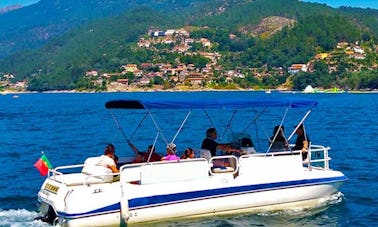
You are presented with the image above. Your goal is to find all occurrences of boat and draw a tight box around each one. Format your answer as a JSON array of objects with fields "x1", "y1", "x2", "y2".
[
  {"x1": 303, "y1": 85, "x2": 315, "y2": 93},
  {"x1": 36, "y1": 97, "x2": 347, "y2": 226}
]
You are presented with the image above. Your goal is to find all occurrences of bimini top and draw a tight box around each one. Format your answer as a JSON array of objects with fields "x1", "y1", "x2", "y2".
[{"x1": 105, "y1": 97, "x2": 318, "y2": 110}]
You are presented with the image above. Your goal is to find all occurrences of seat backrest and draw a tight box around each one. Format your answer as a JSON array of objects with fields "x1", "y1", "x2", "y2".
[
  {"x1": 83, "y1": 156, "x2": 101, "y2": 165},
  {"x1": 81, "y1": 157, "x2": 113, "y2": 182},
  {"x1": 199, "y1": 149, "x2": 212, "y2": 161},
  {"x1": 269, "y1": 141, "x2": 287, "y2": 152},
  {"x1": 140, "y1": 159, "x2": 209, "y2": 184},
  {"x1": 228, "y1": 132, "x2": 253, "y2": 148}
]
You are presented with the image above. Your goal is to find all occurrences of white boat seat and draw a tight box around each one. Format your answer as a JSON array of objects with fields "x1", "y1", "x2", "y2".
[
  {"x1": 212, "y1": 166, "x2": 235, "y2": 173},
  {"x1": 269, "y1": 141, "x2": 287, "y2": 152},
  {"x1": 83, "y1": 156, "x2": 102, "y2": 165},
  {"x1": 240, "y1": 146, "x2": 257, "y2": 155},
  {"x1": 52, "y1": 173, "x2": 113, "y2": 186},
  {"x1": 81, "y1": 157, "x2": 114, "y2": 183},
  {"x1": 140, "y1": 159, "x2": 209, "y2": 185},
  {"x1": 199, "y1": 149, "x2": 212, "y2": 161},
  {"x1": 228, "y1": 132, "x2": 254, "y2": 148}
]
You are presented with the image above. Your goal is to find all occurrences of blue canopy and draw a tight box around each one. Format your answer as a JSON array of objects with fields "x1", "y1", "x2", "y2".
[{"x1": 105, "y1": 97, "x2": 317, "y2": 109}]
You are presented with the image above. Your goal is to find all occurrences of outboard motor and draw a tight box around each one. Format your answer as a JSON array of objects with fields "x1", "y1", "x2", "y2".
[{"x1": 35, "y1": 205, "x2": 57, "y2": 225}]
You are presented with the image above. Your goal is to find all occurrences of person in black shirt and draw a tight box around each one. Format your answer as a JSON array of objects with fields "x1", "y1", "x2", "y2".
[
  {"x1": 201, "y1": 128, "x2": 239, "y2": 157},
  {"x1": 269, "y1": 125, "x2": 289, "y2": 152},
  {"x1": 293, "y1": 124, "x2": 310, "y2": 160}
]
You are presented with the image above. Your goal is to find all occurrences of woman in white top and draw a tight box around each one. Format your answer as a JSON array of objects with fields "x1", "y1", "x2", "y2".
[{"x1": 97, "y1": 144, "x2": 119, "y2": 173}]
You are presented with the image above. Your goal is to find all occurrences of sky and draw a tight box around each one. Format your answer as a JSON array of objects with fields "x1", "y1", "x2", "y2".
[
  {"x1": 303, "y1": 0, "x2": 378, "y2": 9},
  {"x1": 0, "y1": 0, "x2": 377, "y2": 9}
]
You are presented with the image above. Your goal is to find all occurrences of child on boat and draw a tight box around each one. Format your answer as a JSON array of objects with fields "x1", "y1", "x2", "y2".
[
  {"x1": 181, "y1": 147, "x2": 195, "y2": 159},
  {"x1": 162, "y1": 143, "x2": 180, "y2": 161}
]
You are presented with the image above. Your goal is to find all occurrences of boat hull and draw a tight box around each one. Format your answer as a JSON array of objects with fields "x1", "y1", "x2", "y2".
[
  {"x1": 125, "y1": 178, "x2": 344, "y2": 223},
  {"x1": 39, "y1": 173, "x2": 345, "y2": 226}
]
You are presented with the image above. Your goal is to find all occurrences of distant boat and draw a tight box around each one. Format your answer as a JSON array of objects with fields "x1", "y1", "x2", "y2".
[
  {"x1": 303, "y1": 85, "x2": 315, "y2": 93},
  {"x1": 12, "y1": 95, "x2": 19, "y2": 99},
  {"x1": 265, "y1": 89, "x2": 271, "y2": 94}
]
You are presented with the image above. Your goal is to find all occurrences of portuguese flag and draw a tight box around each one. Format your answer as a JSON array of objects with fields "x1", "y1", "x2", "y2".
[{"x1": 34, "y1": 154, "x2": 53, "y2": 176}]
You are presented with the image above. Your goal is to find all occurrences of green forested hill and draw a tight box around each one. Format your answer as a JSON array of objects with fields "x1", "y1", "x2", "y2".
[
  {"x1": 0, "y1": 0, "x2": 377, "y2": 91},
  {"x1": 1, "y1": 8, "x2": 181, "y2": 90},
  {"x1": 0, "y1": 0, "x2": 215, "y2": 58},
  {"x1": 192, "y1": 0, "x2": 376, "y2": 67}
]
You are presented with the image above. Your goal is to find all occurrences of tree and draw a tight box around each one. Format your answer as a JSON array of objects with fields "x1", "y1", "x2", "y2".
[
  {"x1": 153, "y1": 76, "x2": 164, "y2": 85},
  {"x1": 180, "y1": 55, "x2": 209, "y2": 69}
]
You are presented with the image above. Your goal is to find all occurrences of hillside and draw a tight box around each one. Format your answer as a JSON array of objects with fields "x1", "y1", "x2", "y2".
[
  {"x1": 0, "y1": 0, "x2": 377, "y2": 91},
  {"x1": 0, "y1": 0, "x2": 217, "y2": 58}
]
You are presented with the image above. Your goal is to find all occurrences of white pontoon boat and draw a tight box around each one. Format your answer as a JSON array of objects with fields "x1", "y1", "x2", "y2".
[{"x1": 37, "y1": 97, "x2": 347, "y2": 226}]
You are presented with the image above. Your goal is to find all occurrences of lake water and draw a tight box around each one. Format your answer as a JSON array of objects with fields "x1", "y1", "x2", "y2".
[{"x1": 0, "y1": 91, "x2": 377, "y2": 226}]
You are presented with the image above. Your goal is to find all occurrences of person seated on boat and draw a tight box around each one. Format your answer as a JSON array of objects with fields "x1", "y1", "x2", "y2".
[
  {"x1": 161, "y1": 143, "x2": 180, "y2": 161},
  {"x1": 131, "y1": 152, "x2": 145, "y2": 164},
  {"x1": 181, "y1": 147, "x2": 195, "y2": 159},
  {"x1": 97, "y1": 144, "x2": 119, "y2": 173},
  {"x1": 143, "y1": 145, "x2": 162, "y2": 162},
  {"x1": 128, "y1": 142, "x2": 162, "y2": 162},
  {"x1": 293, "y1": 124, "x2": 310, "y2": 160},
  {"x1": 201, "y1": 128, "x2": 240, "y2": 157},
  {"x1": 268, "y1": 125, "x2": 289, "y2": 152}
]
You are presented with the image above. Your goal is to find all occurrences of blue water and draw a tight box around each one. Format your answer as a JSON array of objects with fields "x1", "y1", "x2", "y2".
[{"x1": 0, "y1": 91, "x2": 377, "y2": 226}]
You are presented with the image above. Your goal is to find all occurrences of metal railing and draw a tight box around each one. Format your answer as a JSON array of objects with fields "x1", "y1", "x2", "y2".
[
  {"x1": 238, "y1": 144, "x2": 331, "y2": 170},
  {"x1": 48, "y1": 164, "x2": 84, "y2": 177},
  {"x1": 47, "y1": 163, "x2": 120, "y2": 185},
  {"x1": 307, "y1": 145, "x2": 331, "y2": 170}
]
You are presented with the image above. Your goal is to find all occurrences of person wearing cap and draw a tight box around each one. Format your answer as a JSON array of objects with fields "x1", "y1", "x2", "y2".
[
  {"x1": 161, "y1": 143, "x2": 180, "y2": 161},
  {"x1": 293, "y1": 124, "x2": 310, "y2": 160},
  {"x1": 201, "y1": 127, "x2": 240, "y2": 157}
]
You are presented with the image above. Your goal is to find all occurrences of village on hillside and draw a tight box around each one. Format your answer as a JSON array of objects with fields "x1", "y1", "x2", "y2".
[{"x1": 0, "y1": 27, "x2": 373, "y2": 92}]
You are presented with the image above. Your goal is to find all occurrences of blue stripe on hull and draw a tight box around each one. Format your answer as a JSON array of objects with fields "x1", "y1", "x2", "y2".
[
  {"x1": 58, "y1": 176, "x2": 347, "y2": 219},
  {"x1": 128, "y1": 176, "x2": 347, "y2": 209},
  {"x1": 57, "y1": 203, "x2": 120, "y2": 219}
]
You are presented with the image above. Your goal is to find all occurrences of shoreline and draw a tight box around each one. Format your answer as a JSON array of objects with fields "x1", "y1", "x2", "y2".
[{"x1": 1, "y1": 88, "x2": 377, "y2": 95}]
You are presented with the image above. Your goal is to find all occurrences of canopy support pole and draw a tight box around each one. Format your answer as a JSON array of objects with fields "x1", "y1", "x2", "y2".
[
  {"x1": 242, "y1": 107, "x2": 267, "y2": 149},
  {"x1": 287, "y1": 109, "x2": 312, "y2": 142},
  {"x1": 147, "y1": 109, "x2": 169, "y2": 145},
  {"x1": 203, "y1": 109, "x2": 216, "y2": 129},
  {"x1": 146, "y1": 132, "x2": 160, "y2": 163},
  {"x1": 241, "y1": 107, "x2": 267, "y2": 133},
  {"x1": 220, "y1": 109, "x2": 237, "y2": 141},
  {"x1": 265, "y1": 107, "x2": 289, "y2": 154},
  {"x1": 171, "y1": 110, "x2": 192, "y2": 143},
  {"x1": 128, "y1": 112, "x2": 149, "y2": 141},
  {"x1": 109, "y1": 110, "x2": 136, "y2": 154}
]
